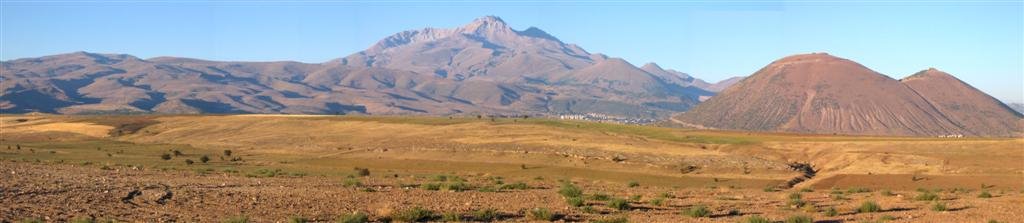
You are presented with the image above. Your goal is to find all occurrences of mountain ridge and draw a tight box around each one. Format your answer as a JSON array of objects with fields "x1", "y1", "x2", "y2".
[{"x1": 1, "y1": 16, "x2": 719, "y2": 119}]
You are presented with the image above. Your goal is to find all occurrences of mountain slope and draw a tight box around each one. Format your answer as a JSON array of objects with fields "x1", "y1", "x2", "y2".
[
  {"x1": 900, "y1": 68, "x2": 1023, "y2": 136},
  {"x1": 1, "y1": 16, "x2": 712, "y2": 118},
  {"x1": 676, "y1": 53, "x2": 1019, "y2": 137}
]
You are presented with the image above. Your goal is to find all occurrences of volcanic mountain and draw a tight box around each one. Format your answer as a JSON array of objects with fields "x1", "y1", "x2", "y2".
[
  {"x1": 676, "y1": 53, "x2": 1022, "y2": 137},
  {"x1": 1, "y1": 16, "x2": 715, "y2": 118}
]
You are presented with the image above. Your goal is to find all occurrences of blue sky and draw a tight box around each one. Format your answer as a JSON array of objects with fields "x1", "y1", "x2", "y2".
[{"x1": 2, "y1": 1, "x2": 1022, "y2": 102}]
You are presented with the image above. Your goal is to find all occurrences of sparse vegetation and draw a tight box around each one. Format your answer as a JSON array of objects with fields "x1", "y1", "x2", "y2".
[
  {"x1": 627, "y1": 180, "x2": 639, "y2": 188},
  {"x1": 222, "y1": 215, "x2": 249, "y2": 223},
  {"x1": 559, "y1": 182, "x2": 583, "y2": 198},
  {"x1": 185, "y1": 159, "x2": 194, "y2": 165},
  {"x1": 499, "y1": 182, "x2": 528, "y2": 190},
  {"x1": 336, "y1": 212, "x2": 369, "y2": 223},
  {"x1": 979, "y1": 191, "x2": 992, "y2": 198},
  {"x1": 440, "y1": 212, "x2": 461, "y2": 222},
  {"x1": 608, "y1": 198, "x2": 630, "y2": 210},
  {"x1": 287, "y1": 216, "x2": 308, "y2": 223},
  {"x1": 566, "y1": 196, "x2": 585, "y2": 207},
  {"x1": 200, "y1": 155, "x2": 210, "y2": 163},
  {"x1": 784, "y1": 215, "x2": 813, "y2": 223},
  {"x1": 354, "y1": 167, "x2": 370, "y2": 177},
  {"x1": 590, "y1": 216, "x2": 628, "y2": 223},
  {"x1": 471, "y1": 208, "x2": 499, "y2": 221},
  {"x1": 858, "y1": 201, "x2": 881, "y2": 213},
  {"x1": 915, "y1": 191, "x2": 940, "y2": 201},
  {"x1": 880, "y1": 189, "x2": 895, "y2": 196},
  {"x1": 931, "y1": 202, "x2": 947, "y2": 212},
  {"x1": 824, "y1": 206, "x2": 838, "y2": 216},
  {"x1": 391, "y1": 207, "x2": 434, "y2": 222},
  {"x1": 160, "y1": 153, "x2": 172, "y2": 160},
  {"x1": 683, "y1": 205, "x2": 711, "y2": 218},
  {"x1": 649, "y1": 197, "x2": 665, "y2": 206},
  {"x1": 223, "y1": 150, "x2": 232, "y2": 156},
  {"x1": 743, "y1": 215, "x2": 772, "y2": 223},
  {"x1": 527, "y1": 208, "x2": 556, "y2": 221}
]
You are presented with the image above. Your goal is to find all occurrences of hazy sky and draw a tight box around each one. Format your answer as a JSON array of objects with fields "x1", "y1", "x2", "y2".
[{"x1": 2, "y1": 1, "x2": 1022, "y2": 102}]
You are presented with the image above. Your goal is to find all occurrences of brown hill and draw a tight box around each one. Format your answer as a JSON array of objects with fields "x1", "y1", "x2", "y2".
[
  {"x1": 1, "y1": 16, "x2": 717, "y2": 118},
  {"x1": 900, "y1": 68, "x2": 1023, "y2": 136},
  {"x1": 676, "y1": 53, "x2": 1020, "y2": 137}
]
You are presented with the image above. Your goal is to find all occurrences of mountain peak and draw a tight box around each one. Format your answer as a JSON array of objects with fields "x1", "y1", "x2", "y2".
[
  {"x1": 462, "y1": 15, "x2": 510, "y2": 33},
  {"x1": 641, "y1": 62, "x2": 664, "y2": 71},
  {"x1": 902, "y1": 67, "x2": 955, "y2": 81}
]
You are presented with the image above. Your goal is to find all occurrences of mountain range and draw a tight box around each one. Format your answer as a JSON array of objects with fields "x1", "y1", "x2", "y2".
[
  {"x1": 0, "y1": 16, "x2": 732, "y2": 118},
  {"x1": 675, "y1": 53, "x2": 1023, "y2": 137}
]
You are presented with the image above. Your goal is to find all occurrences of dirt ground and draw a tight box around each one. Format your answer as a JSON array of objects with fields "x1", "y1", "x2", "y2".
[{"x1": 0, "y1": 115, "x2": 1021, "y2": 222}]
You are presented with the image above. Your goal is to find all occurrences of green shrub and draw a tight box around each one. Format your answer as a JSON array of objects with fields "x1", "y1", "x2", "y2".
[
  {"x1": 784, "y1": 215, "x2": 813, "y2": 223},
  {"x1": 440, "y1": 212, "x2": 460, "y2": 222},
  {"x1": 222, "y1": 215, "x2": 249, "y2": 223},
  {"x1": 354, "y1": 167, "x2": 370, "y2": 177},
  {"x1": 499, "y1": 182, "x2": 529, "y2": 190},
  {"x1": 471, "y1": 208, "x2": 499, "y2": 221},
  {"x1": 421, "y1": 183, "x2": 441, "y2": 190},
  {"x1": 19, "y1": 218, "x2": 44, "y2": 223},
  {"x1": 391, "y1": 207, "x2": 433, "y2": 222},
  {"x1": 566, "y1": 196, "x2": 585, "y2": 207},
  {"x1": 627, "y1": 181, "x2": 639, "y2": 188},
  {"x1": 847, "y1": 187, "x2": 871, "y2": 193},
  {"x1": 857, "y1": 201, "x2": 881, "y2": 213},
  {"x1": 683, "y1": 205, "x2": 710, "y2": 218},
  {"x1": 558, "y1": 183, "x2": 583, "y2": 198},
  {"x1": 824, "y1": 207, "x2": 838, "y2": 216},
  {"x1": 880, "y1": 215, "x2": 896, "y2": 221},
  {"x1": 580, "y1": 205, "x2": 596, "y2": 214},
  {"x1": 336, "y1": 212, "x2": 369, "y2": 223},
  {"x1": 880, "y1": 190, "x2": 895, "y2": 196},
  {"x1": 443, "y1": 182, "x2": 471, "y2": 192},
  {"x1": 591, "y1": 193, "x2": 611, "y2": 201},
  {"x1": 528, "y1": 208, "x2": 556, "y2": 221},
  {"x1": 590, "y1": 216, "x2": 628, "y2": 223},
  {"x1": 287, "y1": 216, "x2": 308, "y2": 223},
  {"x1": 979, "y1": 191, "x2": 992, "y2": 198},
  {"x1": 607, "y1": 198, "x2": 630, "y2": 210},
  {"x1": 343, "y1": 178, "x2": 362, "y2": 187},
  {"x1": 931, "y1": 202, "x2": 947, "y2": 212},
  {"x1": 649, "y1": 197, "x2": 665, "y2": 206},
  {"x1": 743, "y1": 215, "x2": 771, "y2": 223},
  {"x1": 788, "y1": 192, "x2": 802, "y2": 200},
  {"x1": 477, "y1": 186, "x2": 496, "y2": 192},
  {"x1": 915, "y1": 191, "x2": 939, "y2": 201}
]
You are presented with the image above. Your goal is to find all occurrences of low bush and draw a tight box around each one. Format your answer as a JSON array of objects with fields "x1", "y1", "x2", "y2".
[
  {"x1": 200, "y1": 155, "x2": 210, "y2": 163},
  {"x1": 590, "y1": 216, "x2": 628, "y2": 223},
  {"x1": 607, "y1": 198, "x2": 630, "y2": 210},
  {"x1": 391, "y1": 207, "x2": 433, "y2": 222},
  {"x1": 784, "y1": 215, "x2": 813, "y2": 223},
  {"x1": 160, "y1": 153, "x2": 172, "y2": 160},
  {"x1": 558, "y1": 183, "x2": 583, "y2": 198},
  {"x1": 287, "y1": 216, "x2": 308, "y2": 223},
  {"x1": 931, "y1": 202, "x2": 947, "y2": 212},
  {"x1": 440, "y1": 212, "x2": 460, "y2": 222},
  {"x1": 915, "y1": 191, "x2": 940, "y2": 201},
  {"x1": 499, "y1": 182, "x2": 529, "y2": 190},
  {"x1": 471, "y1": 208, "x2": 499, "y2": 221},
  {"x1": 824, "y1": 206, "x2": 838, "y2": 217},
  {"x1": 421, "y1": 183, "x2": 441, "y2": 191},
  {"x1": 354, "y1": 167, "x2": 370, "y2": 177},
  {"x1": 743, "y1": 215, "x2": 771, "y2": 223},
  {"x1": 857, "y1": 201, "x2": 881, "y2": 213},
  {"x1": 566, "y1": 197, "x2": 585, "y2": 207},
  {"x1": 649, "y1": 197, "x2": 665, "y2": 206},
  {"x1": 627, "y1": 181, "x2": 639, "y2": 188},
  {"x1": 222, "y1": 215, "x2": 249, "y2": 223},
  {"x1": 683, "y1": 205, "x2": 710, "y2": 218},
  {"x1": 527, "y1": 208, "x2": 556, "y2": 221},
  {"x1": 336, "y1": 212, "x2": 369, "y2": 223},
  {"x1": 979, "y1": 191, "x2": 992, "y2": 198},
  {"x1": 590, "y1": 193, "x2": 611, "y2": 201}
]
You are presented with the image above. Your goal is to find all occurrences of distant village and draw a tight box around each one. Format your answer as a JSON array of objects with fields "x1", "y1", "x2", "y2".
[{"x1": 556, "y1": 113, "x2": 657, "y2": 125}]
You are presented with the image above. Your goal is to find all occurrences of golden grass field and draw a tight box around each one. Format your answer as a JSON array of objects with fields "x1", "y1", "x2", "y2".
[{"x1": 1, "y1": 114, "x2": 1021, "y2": 222}]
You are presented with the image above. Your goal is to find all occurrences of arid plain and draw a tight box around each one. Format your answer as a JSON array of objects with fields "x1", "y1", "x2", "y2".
[{"x1": 1, "y1": 114, "x2": 1021, "y2": 222}]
